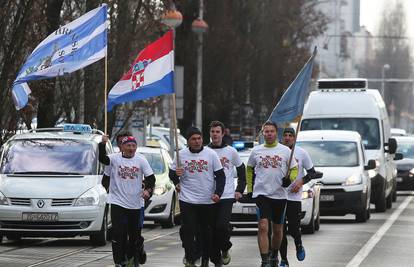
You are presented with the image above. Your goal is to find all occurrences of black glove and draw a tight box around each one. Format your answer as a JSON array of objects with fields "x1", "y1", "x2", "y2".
[
  {"x1": 246, "y1": 192, "x2": 253, "y2": 199},
  {"x1": 282, "y1": 176, "x2": 292, "y2": 187}
]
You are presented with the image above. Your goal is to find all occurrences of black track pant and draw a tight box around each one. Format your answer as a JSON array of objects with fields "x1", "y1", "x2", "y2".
[
  {"x1": 111, "y1": 204, "x2": 142, "y2": 264},
  {"x1": 211, "y1": 199, "x2": 234, "y2": 263},
  {"x1": 180, "y1": 200, "x2": 215, "y2": 263},
  {"x1": 280, "y1": 200, "x2": 302, "y2": 260}
]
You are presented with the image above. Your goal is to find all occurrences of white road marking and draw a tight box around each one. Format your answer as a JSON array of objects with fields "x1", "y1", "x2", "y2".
[{"x1": 346, "y1": 195, "x2": 413, "y2": 267}]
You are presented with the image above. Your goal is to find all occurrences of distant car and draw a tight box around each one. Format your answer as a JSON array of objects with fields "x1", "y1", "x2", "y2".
[
  {"x1": 0, "y1": 124, "x2": 111, "y2": 245},
  {"x1": 147, "y1": 126, "x2": 187, "y2": 152},
  {"x1": 300, "y1": 181, "x2": 321, "y2": 234},
  {"x1": 391, "y1": 128, "x2": 407, "y2": 137},
  {"x1": 140, "y1": 144, "x2": 180, "y2": 228},
  {"x1": 297, "y1": 130, "x2": 376, "y2": 222},
  {"x1": 394, "y1": 136, "x2": 414, "y2": 190}
]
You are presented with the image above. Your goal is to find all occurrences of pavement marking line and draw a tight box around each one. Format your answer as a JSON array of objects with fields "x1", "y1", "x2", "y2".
[{"x1": 346, "y1": 195, "x2": 413, "y2": 267}]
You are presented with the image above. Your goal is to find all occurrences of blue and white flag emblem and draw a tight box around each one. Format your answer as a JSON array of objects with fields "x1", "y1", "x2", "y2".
[{"x1": 11, "y1": 4, "x2": 108, "y2": 110}]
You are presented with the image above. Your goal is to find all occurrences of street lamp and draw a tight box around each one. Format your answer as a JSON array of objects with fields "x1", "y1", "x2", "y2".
[
  {"x1": 192, "y1": 0, "x2": 208, "y2": 131},
  {"x1": 161, "y1": 3, "x2": 182, "y2": 157},
  {"x1": 381, "y1": 63, "x2": 390, "y2": 97}
]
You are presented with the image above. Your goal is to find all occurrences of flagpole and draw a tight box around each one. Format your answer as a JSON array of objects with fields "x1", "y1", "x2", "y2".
[
  {"x1": 104, "y1": 54, "x2": 108, "y2": 134},
  {"x1": 172, "y1": 93, "x2": 180, "y2": 166},
  {"x1": 286, "y1": 116, "x2": 302, "y2": 178}
]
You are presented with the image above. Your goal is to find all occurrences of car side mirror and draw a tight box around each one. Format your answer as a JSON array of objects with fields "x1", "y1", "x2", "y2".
[
  {"x1": 364, "y1": 159, "x2": 376, "y2": 170},
  {"x1": 385, "y1": 138, "x2": 397, "y2": 154},
  {"x1": 394, "y1": 153, "x2": 403, "y2": 160}
]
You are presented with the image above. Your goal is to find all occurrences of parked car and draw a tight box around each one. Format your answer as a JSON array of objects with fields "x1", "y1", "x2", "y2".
[
  {"x1": 301, "y1": 78, "x2": 398, "y2": 212},
  {"x1": 0, "y1": 124, "x2": 111, "y2": 245},
  {"x1": 140, "y1": 144, "x2": 180, "y2": 228},
  {"x1": 147, "y1": 126, "x2": 187, "y2": 152},
  {"x1": 297, "y1": 130, "x2": 376, "y2": 222},
  {"x1": 394, "y1": 136, "x2": 414, "y2": 190},
  {"x1": 391, "y1": 128, "x2": 407, "y2": 137}
]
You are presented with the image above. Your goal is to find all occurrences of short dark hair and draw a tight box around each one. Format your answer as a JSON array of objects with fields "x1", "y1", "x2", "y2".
[
  {"x1": 116, "y1": 131, "x2": 133, "y2": 144},
  {"x1": 209, "y1": 120, "x2": 225, "y2": 133},
  {"x1": 262, "y1": 121, "x2": 278, "y2": 131},
  {"x1": 283, "y1": 127, "x2": 295, "y2": 136}
]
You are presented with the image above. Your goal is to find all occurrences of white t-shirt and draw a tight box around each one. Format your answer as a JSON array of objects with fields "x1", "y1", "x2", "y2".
[
  {"x1": 247, "y1": 143, "x2": 297, "y2": 200},
  {"x1": 104, "y1": 161, "x2": 146, "y2": 208},
  {"x1": 286, "y1": 146, "x2": 314, "y2": 202},
  {"x1": 171, "y1": 147, "x2": 223, "y2": 204},
  {"x1": 210, "y1": 146, "x2": 243, "y2": 199},
  {"x1": 105, "y1": 153, "x2": 153, "y2": 209}
]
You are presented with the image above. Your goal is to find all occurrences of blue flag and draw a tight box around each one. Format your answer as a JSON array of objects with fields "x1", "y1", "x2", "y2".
[
  {"x1": 11, "y1": 4, "x2": 108, "y2": 110},
  {"x1": 268, "y1": 47, "x2": 317, "y2": 125}
]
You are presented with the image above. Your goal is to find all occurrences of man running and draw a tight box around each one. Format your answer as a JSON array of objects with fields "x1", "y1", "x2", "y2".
[
  {"x1": 169, "y1": 127, "x2": 226, "y2": 267},
  {"x1": 279, "y1": 127, "x2": 320, "y2": 267},
  {"x1": 208, "y1": 121, "x2": 246, "y2": 265},
  {"x1": 102, "y1": 131, "x2": 148, "y2": 266},
  {"x1": 99, "y1": 135, "x2": 155, "y2": 267},
  {"x1": 246, "y1": 121, "x2": 298, "y2": 267}
]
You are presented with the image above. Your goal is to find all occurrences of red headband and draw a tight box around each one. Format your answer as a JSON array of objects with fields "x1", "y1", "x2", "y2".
[{"x1": 121, "y1": 136, "x2": 137, "y2": 145}]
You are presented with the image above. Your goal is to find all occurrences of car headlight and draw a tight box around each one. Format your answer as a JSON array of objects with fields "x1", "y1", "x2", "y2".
[
  {"x1": 409, "y1": 168, "x2": 414, "y2": 178},
  {"x1": 342, "y1": 173, "x2": 362, "y2": 186},
  {"x1": 74, "y1": 188, "x2": 100, "y2": 206},
  {"x1": 153, "y1": 186, "x2": 167, "y2": 196},
  {"x1": 302, "y1": 190, "x2": 314, "y2": 199},
  {"x1": 0, "y1": 191, "x2": 9, "y2": 205}
]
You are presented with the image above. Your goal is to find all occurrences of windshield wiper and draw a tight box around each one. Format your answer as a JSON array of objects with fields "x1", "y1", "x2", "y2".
[{"x1": 12, "y1": 171, "x2": 82, "y2": 175}]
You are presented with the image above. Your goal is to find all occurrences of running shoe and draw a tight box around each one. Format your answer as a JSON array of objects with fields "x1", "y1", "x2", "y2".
[
  {"x1": 279, "y1": 259, "x2": 289, "y2": 267},
  {"x1": 138, "y1": 248, "x2": 146, "y2": 264},
  {"x1": 221, "y1": 250, "x2": 231, "y2": 265},
  {"x1": 268, "y1": 255, "x2": 279, "y2": 267},
  {"x1": 260, "y1": 261, "x2": 270, "y2": 267},
  {"x1": 296, "y1": 245, "x2": 306, "y2": 261}
]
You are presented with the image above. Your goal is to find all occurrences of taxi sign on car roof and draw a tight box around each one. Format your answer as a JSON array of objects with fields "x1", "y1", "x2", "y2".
[{"x1": 63, "y1": 124, "x2": 92, "y2": 134}]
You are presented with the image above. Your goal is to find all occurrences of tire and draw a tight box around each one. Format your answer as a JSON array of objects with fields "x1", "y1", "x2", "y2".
[
  {"x1": 392, "y1": 186, "x2": 397, "y2": 202},
  {"x1": 355, "y1": 207, "x2": 368, "y2": 223},
  {"x1": 375, "y1": 182, "x2": 387, "y2": 212},
  {"x1": 386, "y1": 192, "x2": 392, "y2": 209},
  {"x1": 367, "y1": 206, "x2": 371, "y2": 220},
  {"x1": 161, "y1": 196, "x2": 176, "y2": 229},
  {"x1": 90, "y1": 212, "x2": 108, "y2": 246},
  {"x1": 314, "y1": 211, "x2": 320, "y2": 231},
  {"x1": 6, "y1": 234, "x2": 21, "y2": 242},
  {"x1": 302, "y1": 206, "x2": 315, "y2": 234}
]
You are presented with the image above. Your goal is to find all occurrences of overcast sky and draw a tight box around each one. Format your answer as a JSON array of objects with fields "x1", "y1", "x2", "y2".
[{"x1": 360, "y1": 0, "x2": 414, "y2": 48}]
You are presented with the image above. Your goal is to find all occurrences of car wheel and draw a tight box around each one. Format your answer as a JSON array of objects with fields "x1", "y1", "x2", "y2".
[
  {"x1": 392, "y1": 185, "x2": 397, "y2": 202},
  {"x1": 375, "y1": 182, "x2": 387, "y2": 212},
  {"x1": 314, "y1": 210, "x2": 320, "y2": 231},
  {"x1": 386, "y1": 192, "x2": 392, "y2": 209},
  {"x1": 161, "y1": 196, "x2": 175, "y2": 229},
  {"x1": 355, "y1": 207, "x2": 368, "y2": 223},
  {"x1": 302, "y1": 205, "x2": 315, "y2": 234},
  {"x1": 90, "y1": 212, "x2": 108, "y2": 246},
  {"x1": 367, "y1": 206, "x2": 371, "y2": 220}
]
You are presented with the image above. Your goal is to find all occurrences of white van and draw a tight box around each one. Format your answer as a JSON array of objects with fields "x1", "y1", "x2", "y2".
[
  {"x1": 297, "y1": 130, "x2": 375, "y2": 222},
  {"x1": 301, "y1": 78, "x2": 398, "y2": 212}
]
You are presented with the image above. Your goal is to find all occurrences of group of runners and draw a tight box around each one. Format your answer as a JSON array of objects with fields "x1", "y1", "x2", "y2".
[{"x1": 99, "y1": 120, "x2": 320, "y2": 267}]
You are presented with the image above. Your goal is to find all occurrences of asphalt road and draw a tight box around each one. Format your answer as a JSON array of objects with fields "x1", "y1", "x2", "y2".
[{"x1": 1, "y1": 191, "x2": 414, "y2": 267}]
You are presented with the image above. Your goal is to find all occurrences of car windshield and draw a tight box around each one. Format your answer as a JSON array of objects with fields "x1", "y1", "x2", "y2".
[
  {"x1": 297, "y1": 141, "x2": 359, "y2": 167},
  {"x1": 396, "y1": 139, "x2": 414, "y2": 159},
  {"x1": 141, "y1": 152, "x2": 165, "y2": 175},
  {"x1": 0, "y1": 139, "x2": 96, "y2": 175},
  {"x1": 301, "y1": 118, "x2": 380, "y2": 149}
]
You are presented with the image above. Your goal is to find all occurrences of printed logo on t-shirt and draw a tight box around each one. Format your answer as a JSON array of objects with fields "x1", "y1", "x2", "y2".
[
  {"x1": 220, "y1": 157, "x2": 230, "y2": 169},
  {"x1": 259, "y1": 155, "x2": 282, "y2": 169},
  {"x1": 118, "y1": 165, "x2": 140, "y2": 179},
  {"x1": 184, "y1": 160, "x2": 209, "y2": 173}
]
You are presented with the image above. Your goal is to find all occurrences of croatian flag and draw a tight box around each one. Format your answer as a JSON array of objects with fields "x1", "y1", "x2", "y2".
[
  {"x1": 107, "y1": 31, "x2": 174, "y2": 111},
  {"x1": 11, "y1": 4, "x2": 108, "y2": 110}
]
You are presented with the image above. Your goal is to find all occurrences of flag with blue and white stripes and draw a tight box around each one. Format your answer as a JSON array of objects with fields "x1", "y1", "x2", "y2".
[{"x1": 11, "y1": 4, "x2": 108, "y2": 110}]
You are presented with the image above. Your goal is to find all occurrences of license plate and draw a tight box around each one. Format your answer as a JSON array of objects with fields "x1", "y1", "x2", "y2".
[
  {"x1": 320, "y1": 195, "x2": 334, "y2": 201},
  {"x1": 396, "y1": 177, "x2": 403, "y2": 182},
  {"x1": 242, "y1": 207, "x2": 256, "y2": 214},
  {"x1": 22, "y1": 212, "x2": 59, "y2": 222}
]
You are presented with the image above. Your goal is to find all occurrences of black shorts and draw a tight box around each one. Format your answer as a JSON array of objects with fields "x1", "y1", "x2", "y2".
[{"x1": 255, "y1": 195, "x2": 287, "y2": 224}]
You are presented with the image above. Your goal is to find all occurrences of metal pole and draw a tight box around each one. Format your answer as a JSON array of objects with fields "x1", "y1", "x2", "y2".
[
  {"x1": 195, "y1": 0, "x2": 204, "y2": 131},
  {"x1": 381, "y1": 66, "x2": 385, "y2": 97}
]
